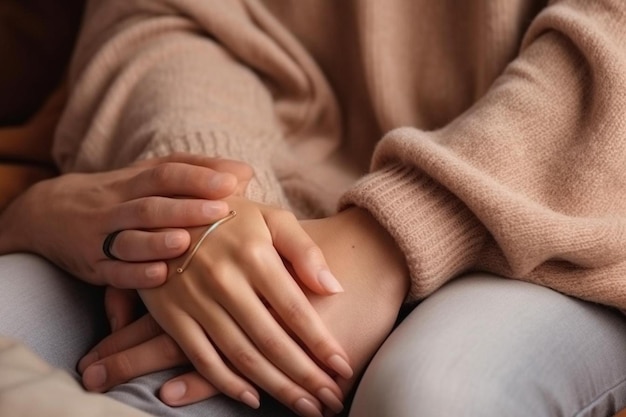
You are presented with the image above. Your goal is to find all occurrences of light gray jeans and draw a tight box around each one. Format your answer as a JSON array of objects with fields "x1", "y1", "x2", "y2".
[{"x1": 2, "y1": 252, "x2": 626, "y2": 417}]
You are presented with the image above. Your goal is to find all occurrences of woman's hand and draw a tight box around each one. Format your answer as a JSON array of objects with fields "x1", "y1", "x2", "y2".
[
  {"x1": 79, "y1": 206, "x2": 409, "y2": 416},
  {"x1": 0, "y1": 153, "x2": 252, "y2": 289},
  {"x1": 121, "y1": 197, "x2": 349, "y2": 416},
  {"x1": 162, "y1": 207, "x2": 409, "y2": 403}
]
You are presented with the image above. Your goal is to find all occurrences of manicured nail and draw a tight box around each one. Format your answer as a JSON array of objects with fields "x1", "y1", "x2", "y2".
[
  {"x1": 239, "y1": 391, "x2": 260, "y2": 409},
  {"x1": 327, "y1": 354, "x2": 353, "y2": 379},
  {"x1": 294, "y1": 398, "x2": 323, "y2": 417},
  {"x1": 208, "y1": 173, "x2": 229, "y2": 191},
  {"x1": 145, "y1": 264, "x2": 162, "y2": 278},
  {"x1": 317, "y1": 270, "x2": 344, "y2": 294},
  {"x1": 83, "y1": 364, "x2": 107, "y2": 389},
  {"x1": 162, "y1": 381, "x2": 187, "y2": 403},
  {"x1": 78, "y1": 351, "x2": 99, "y2": 372},
  {"x1": 317, "y1": 387, "x2": 343, "y2": 414},
  {"x1": 165, "y1": 232, "x2": 186, "y2": 249},
  {"x1": 202, "y1": 200, "x2": 227, "y2": 217}
]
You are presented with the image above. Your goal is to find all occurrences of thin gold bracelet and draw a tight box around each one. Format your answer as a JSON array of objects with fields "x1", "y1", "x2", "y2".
[{"x1": 176, "y1": 210, "x2": 237, "y2": 274}]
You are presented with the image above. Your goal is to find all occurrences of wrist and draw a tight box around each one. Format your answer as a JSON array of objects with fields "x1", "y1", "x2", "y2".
[{"x1": 302, "y1": 207, "x2": 410, "y2": 305}]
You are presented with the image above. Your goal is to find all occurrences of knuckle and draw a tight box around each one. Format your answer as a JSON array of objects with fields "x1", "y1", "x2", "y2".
[
  {"x1": 97, "y1": 335, "x2": 125, "y2": 359},
  {"x1": 107, "y1": 353, "x2": 134, "y2": 382},
  {"x1": 149, "y1": 164, "x2": 173, "y2": 186},
  {"x1": 134, "y1": 199, "x2": 151, "y2": 221},
  {"x1": 239, "y1": 241, "x2": 272, "y2": 266},
  {"x1": 310, "y1": 337, "x2": 334, "y2": 358},
  {"x1": 142, "y1": 315, "x2": 163, "y2": 337},
  {"x1": 160, "y1": 336, "x2": 184, "y2": 362},
  {"x1": 283, "y1": 300, "x2": 308, "y2": 329},
  {"x1": 188, "y1": 348, "x2": 217, "y2": 374},
  {"x1": 172, "y1": 200, "x2": 195, "y2": 220},
  {"x1": 259, "y1": 334, "x2": 286, "y2": 358},
  {"x1": 298, "y1": 367, "x2": 323, "y2": 389},
  {"x1": 231, "y1": 348, "x2": 258, "y2": 374},
  {"x1": 303, "y1": 244, "x2": 325, "y2": 264},
  {"x1": 134, "y1": 198, "x2": 158, "y2": 223},
  {"x1": 148, "y1": 232, "x2": 166, "y2": 254},
  {"x1": 274, "y1": 381, "x2": 303, "y2": 404},
  {"x1": 269, "y1": 208, "x2": 296, "y2": 224}
]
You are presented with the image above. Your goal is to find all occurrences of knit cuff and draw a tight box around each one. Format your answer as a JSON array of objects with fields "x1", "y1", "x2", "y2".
[
  {"x1": 339, "y1": 163, "x2": 488, "y2": 302},
  {"x1": 139, "y1": 130, "x2": 289, "y2": 208}
]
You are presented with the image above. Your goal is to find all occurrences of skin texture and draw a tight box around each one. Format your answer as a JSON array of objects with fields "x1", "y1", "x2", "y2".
[
  {"x1": 135, "y1": 197, "x2": 349, "y2": 416},
  {"x1": 0, "y1": 153, "x2": 253, "y2": 289},
  {"x1": 79, "y1": 204, "x2": 410, "y2": 416}
]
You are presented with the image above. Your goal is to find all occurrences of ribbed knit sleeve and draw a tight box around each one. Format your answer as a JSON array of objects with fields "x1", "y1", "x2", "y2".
[
  {"x1": 53, "y1": 0, "x2": 300, "y2": 205},
  {"x1": 342, "y1": 0, "x2": 626, "y2": 306}
]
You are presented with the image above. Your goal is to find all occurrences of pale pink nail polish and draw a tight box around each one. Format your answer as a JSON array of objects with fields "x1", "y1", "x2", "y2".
[
  {"x1": 202, "y1": 201, "x2": 227, "y2": 217},
  {"x1": 317, "y1": 387, "x2": 344, "y2": 414},
  {"x1": 318, "y1": 270, "x2": 344, "y2": 294},
  {"x1": 165, "y1": 232, "x2": 186, "y2": 249},
  {"x1": 294, "y1": 397, "x2": 323, "y2": 417},
  {"x1": 208, "y1": 173, "x2": 228, "y2": 191},
  {"x1": 327, "y1": 354, "x2": 353, "y2": 379},
  {"x1": 145, "y1": 264, "x2": 162, "y2": 278},
  {"x1": 240, "y1": 391, "x2": 260, "y2": 409}
]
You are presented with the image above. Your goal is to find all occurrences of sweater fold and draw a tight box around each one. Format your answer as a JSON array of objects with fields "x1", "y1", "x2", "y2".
[{"x1": 57, "y1": 0, "x2": 626, "y2": 307}]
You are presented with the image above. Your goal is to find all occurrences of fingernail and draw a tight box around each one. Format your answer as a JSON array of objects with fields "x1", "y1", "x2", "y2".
[
  {"x1": 78, "y1": 351, "x2": 99, "y2": 372},
  {"x1": 317, "y1": 387, "x2": 343, "y2": 414},
  {"x1": 83, "y1": 364, "x2": 107, "y2": 389},
  {"x1": 162, "y1": 381, "x2": 187, "y2": 403},
  {"x1": 317, "y1": 270, "x2": 344, "y2": 294},
  {"x1": 294, "y1": 397, "x2": 323, "y2": 417},
  {"x1": 165, "y1": 232, "x2": 186, "y2": 249},
  {"x1": 239, "y1": 391, "x2": 260, "y2": 409},
  {"x1": 208, "y1": 173, "x2": 229, "y2": 191},
  {"x1": 202, "y1": 200, "x2": 227, "y2": 217},
  {"x1": 327, "y1": 354, "x2": 353, "y2": 379},
  {"x1": 145, "y1": 264, "x2": 162, "y2": 278}
]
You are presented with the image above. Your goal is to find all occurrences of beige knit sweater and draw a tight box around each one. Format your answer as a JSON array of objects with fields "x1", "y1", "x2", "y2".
[{"x1": 55, "y1": 0, "x2": 626, "y2": 307}]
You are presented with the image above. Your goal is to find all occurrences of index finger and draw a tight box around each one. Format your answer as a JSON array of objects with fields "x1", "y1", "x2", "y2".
[
  {"x1": 134, "y1": 153, "x2": 253, "y2": 183},
  {"x1": 78, "y1": 314, "x2": 162, "y2": 373},
  {"x1": 122, "y1": 162, "x2": 238, "y2": 200}
]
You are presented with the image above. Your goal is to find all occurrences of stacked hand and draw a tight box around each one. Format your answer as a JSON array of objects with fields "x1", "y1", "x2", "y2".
[
  {"x1": 78, "y1": 204, "x2": 410, "y2": 417},
  {"x1": 0, "y1": 153, "x2": 252, "y2": 289},
  {"x1": 0, "y1": 150, "x2": 409, "y2": 416}
]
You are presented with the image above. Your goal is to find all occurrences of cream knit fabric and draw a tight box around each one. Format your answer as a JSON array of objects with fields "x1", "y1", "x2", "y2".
[
  {"x1": 55, "y1": 0, "x2": 626, "y2": 306},
  {"x1": 0, "y1": 337, "x2": 150, "y2": 417}
]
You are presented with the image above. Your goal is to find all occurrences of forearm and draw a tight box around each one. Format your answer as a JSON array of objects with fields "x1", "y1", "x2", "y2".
[
  {"x1": 303, "y1": 207, "x2": 409, "y2": 307},
  {"x1": 295, "y1": 208, "x2": 410, "y2": 390},
  {"x1": 56, "y1": 0, "x2": 289, "y2": 206},
  {"x1": 342, "y1": 0, "x2": 626, "y2": 307}
]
